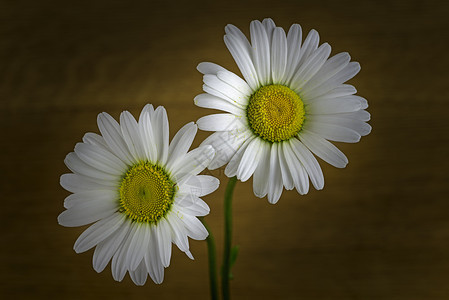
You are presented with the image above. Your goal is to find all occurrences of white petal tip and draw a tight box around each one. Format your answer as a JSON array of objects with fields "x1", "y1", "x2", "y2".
[
  {"x1": 224, "y1": 168, "x2": 236, "y2": 178},
  {"x1": 338, "y1": 162, "x2": 348, "y2": 169},
  {"x1": 185, "y1": 251, "x2": 194, "y2": 260},
  {"x1": 253, "y1": 192, "x2": 267, "y2": 199},
  {"x1": 363, "y1": 124, "x2": 372, "y2": 136},
  {"x1": 267, "y1": 196, "x2": 280, "y2": 204},
  {"x1": 162, "y1": 261, "x2": 170, "y2": 268},
  {"x1": 57, "y1": 211, "x2": 76, "y2": 228},
  {"x1": 196, "y1": 63, "x2": 204, "y2": 72},
  {"x1": 195, "y1": 117, "x2": 208, "y2": 131},
  {"x1": 197, "y1": 62, "x2": 210, "y2": 74},
  {"x1": 315, "y1": 184, "x2": 324, "y2": 191},
  {"x1": 206, "y1": 164, "x2": 220, "y2": 171}
]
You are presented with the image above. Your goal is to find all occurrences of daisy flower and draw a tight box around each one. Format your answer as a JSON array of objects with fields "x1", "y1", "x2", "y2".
[
  {"x1": 58, "y1": 104, "x2": 218, "y2": 285},
  {"x1": 195, "y1": 18, "x2": 371, "y2": 204}
]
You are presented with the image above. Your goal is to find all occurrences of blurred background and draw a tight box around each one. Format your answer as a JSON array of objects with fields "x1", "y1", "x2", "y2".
[{"x1": 1, "y1": 0, "x2": 449, "y2": 299}]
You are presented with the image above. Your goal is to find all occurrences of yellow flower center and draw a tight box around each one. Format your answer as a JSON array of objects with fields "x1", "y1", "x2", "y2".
[
  {"x1": 119, "y1": 162, "x2": 175, "y2": 223},
  {"x1": 247, "y1": 84, "x2": 305, "y2": 143}
]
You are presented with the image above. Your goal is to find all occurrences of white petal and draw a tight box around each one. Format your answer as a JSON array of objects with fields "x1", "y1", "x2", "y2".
[
  {"x1": 262, "y1": 18, "x2": 276, "y2": 42},
  {"x1": 156, "y1": 218, "x2": 172, "y2": 267},
  {"x1": 197, "y1": 175, "x2": 220, "y2": 196},
  {"x1": 271, "y1": 27, "x2": 288, "y2": 84},
  {"x1": 237, "y1": 137, "x2": 264, "y2": 182},
  {"x1": 194, "y1": 93, "x2": 245, "y2": 116},
  {"x1": 291, "y1": 43, "x2": 331, "y2": 92},
  {"x1": 82, "y1": 132, "x2": 109, "y2": 151},
  {"x1": 283, "y1": 141, "x2": 309, "y2": 195},
  {"x1": 267, "y1": 143, "x2": 283, "y2": 204},
  {"x1": 216, "y1": 70, "x2": 253, "y2": 98},
  {"x1": 306, "y1": 96, "x2": 363, "y2": 114},
  {"x1": 224, "y1": 135, "x2": 256, "y2": 177},
  {"x1": 137, "y1": 108, "x2": 158, "y2": 163},
  {"x1": 60, "y1": 173, "x2": 115, "y2": 193},
  {"x1": 145, "y1": 225, "x2": 164, "y2": 284},
  {"x1": 175, "y1": 197, "x2": 210, "y2": 217},
  {"x1": 334, "y1": 110, "x2": 371, "y2": 121},
  {"x1": 120, "y1": 111, "x2": 145, "y2": 161},
  {"x1": 197, "y1": 62, "x2": 227, "y2": 75},
  {"x1": 93, "y1": 221, "x2": 130, "y2": 273},
  {"x1": 309, "y1": 84, "x2": 357, "y2": 101},
  {"x1": 64, "y1": 152, "x2": 120, "y2": 183},
  {"x1": 224, "y1": 34, "x2": 260, "y2": 90},
  {"x1": 359, "y1": 97, "x2": 368, "y2": 109},
  {"x1": 174, "y1": 192, "x2": 198, "y2": 208},
  {"x1": 252, "y1": 141, "x2": 271, "y2": 198},
  {"x1": 250, "y1": 20, "x2": 271, "y2": 85},
  {"x1": 97, "y1": 112, "x2": 133, "y2": 165},
  {"x1": 129, "y1": 259, "x2": 148, "y2": 286},
  {"x1": 302, "y1": 62, "x2": 360, "y2": 100},
  {"x1": 112, "y1": 221, "x2": 137, "y2": 282},
  {"x1": 309, "y1": 115, "x2": 372, "y2": 136},
  {"x1": 296, "y1": 29, "x2": 320, "y2": 69},
  {"x1": 178, "y1": 175, "x2": 220, "y2": 197},
  {"x1": 58, "y1": 192, "x2": 118, "y2": 227},
  {"x1": 74, "y1": 142, "x2": 126, "y2": 176},
  {"x1": 304, "y1": 121, "x2": 361, "y2": 143},
  {"x1": 200, "y1": 129, "x2": 251, "y2": 170},
  {"x1": 225, "y1": 24, "x2": 252, "y2": 53},
  {"x1": 73, "y1": 212, "x2": 126, "y2": 253},
  {"x1": 167, "y1": 212, "x2": 190, "y2": 254},
  {"x1": 197, "y1": 113, "x2": 245, "y2": 132},
  {"x1": 127, "y1": 223, "x2": 151, "y2": 271},
  {"x1": 302, "y1": 52, "x2": 351, "y2": 95},
  {"x1": 278, "y1": 142, "x2": 294, "y2": 190},
  {"x1": 290, "y1": 139, "x2": 324, "y2": 190},
  {"x1": 139, "y1": 103, "x2": 155, "y2": 117},
  {"x1": 202, "y1": 84, "x2": 236, "y2": 104},
  {"x1": 183, "y1": 198, "x2": 210, "y2": 217},
  {"x1": 185, "y1": 250, "x2": 194, "y2": 260},
  {"x1": 63, "y1": 190, "x2": 117, "y2": 209},
  {"x1": 299, "y1": 130, "x2": 348, "y2": 168},
  {"x1": 203, "y1": 74, "x2": 248, "y2": 105},
  {"x1": 167, "y1": 122, "x2": 197, "y2": 169},
  {"x1": 283, "y1": 23, "x2": 303, "y2": 84},
  {"x1": 170, "y1": 145, "x2": 215, "y2": 182},
  {"x1": 151, "y1": 106, "x2": 170, "y2": 164},
  {"x1": 177, "y1": 213, "x2": 208, "y2": 240}
]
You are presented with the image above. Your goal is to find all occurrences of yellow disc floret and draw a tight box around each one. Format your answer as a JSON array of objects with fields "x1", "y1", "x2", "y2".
[
  {"x1": 247, "y1": 84, "x2": 305, "y2": 143},
  {"x1": 119, "y1": 162, "x2": 175, "y2": 223}
]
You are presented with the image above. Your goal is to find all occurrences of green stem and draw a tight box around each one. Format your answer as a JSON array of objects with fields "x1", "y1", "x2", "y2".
[
  {"x1": 222, "y1": 176, "x2": 238, "y2": 300},
  {"x1": 201, "y1": 218, "x2": 219, "y2": 300}
]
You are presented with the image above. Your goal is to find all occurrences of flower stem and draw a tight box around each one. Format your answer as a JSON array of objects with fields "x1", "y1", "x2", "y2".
[
  {"x1": 201, "y1": 218, "x2": 219, "y2": 300},
  {"x1": 222, "y1": 176, "x2": 238, "y2": 300}
]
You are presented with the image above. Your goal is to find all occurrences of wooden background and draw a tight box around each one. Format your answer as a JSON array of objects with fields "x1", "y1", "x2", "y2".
[{"x1": 1, "y1": 0, "x2": 449, "y2": 299}]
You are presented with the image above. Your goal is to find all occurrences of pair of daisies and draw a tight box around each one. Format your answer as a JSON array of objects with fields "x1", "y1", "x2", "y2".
[{"x1": 58, "y1": 19, "x2": 370, "y2": 285}]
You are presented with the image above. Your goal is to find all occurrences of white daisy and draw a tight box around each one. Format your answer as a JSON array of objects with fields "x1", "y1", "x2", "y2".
[
  {"x1": 58, "y1": 104, "x2": 219, "y2": 285},
  {"x1": 195, "y1": 18, "x2": 371, "y2": 204}
]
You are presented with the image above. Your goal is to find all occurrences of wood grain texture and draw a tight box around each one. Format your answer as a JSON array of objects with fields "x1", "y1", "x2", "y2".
[{"x1": 1, "y1": 0, "x2": 449, "y2": 299}]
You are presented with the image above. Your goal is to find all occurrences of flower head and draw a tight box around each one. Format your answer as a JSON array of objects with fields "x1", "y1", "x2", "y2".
[
  {"x1": 58, "y1": 104, "x2": 218, "y2": 285},
  {"x1": 195, "y1": 18, "x2": 371, "y2": 203}
]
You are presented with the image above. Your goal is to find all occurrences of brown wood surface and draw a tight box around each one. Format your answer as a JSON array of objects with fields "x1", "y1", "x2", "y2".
[{"x1": 1, "y1": 0, "x2": 449, "y2": 299}]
